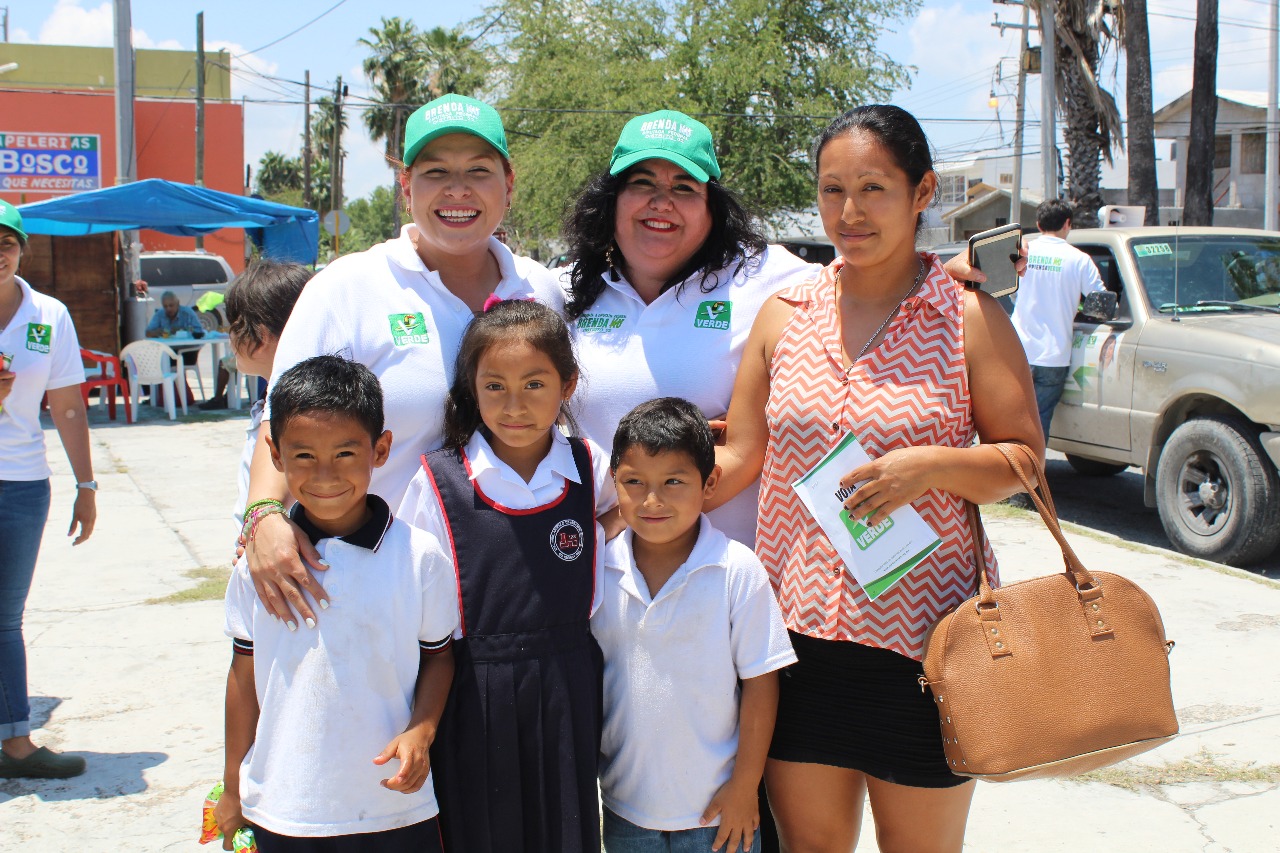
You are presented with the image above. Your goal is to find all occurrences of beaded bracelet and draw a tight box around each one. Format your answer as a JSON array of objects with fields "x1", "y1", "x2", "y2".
[
  {"x1": 242, "y1": 498, "x2": 285, "y2": 523},
  {"x1": 246, "y1": 504, "x2": 288, "y2": 543}
]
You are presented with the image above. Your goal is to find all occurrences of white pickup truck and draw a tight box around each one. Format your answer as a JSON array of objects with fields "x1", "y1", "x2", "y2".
[{"x1": 1047, "y1": 227, "x2": 1280, "y2": 566}]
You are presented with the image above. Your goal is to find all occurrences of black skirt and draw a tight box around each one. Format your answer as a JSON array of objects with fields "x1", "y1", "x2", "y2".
[{"x1": 769, "y1": 631, "x2": 968, "y2": 789}]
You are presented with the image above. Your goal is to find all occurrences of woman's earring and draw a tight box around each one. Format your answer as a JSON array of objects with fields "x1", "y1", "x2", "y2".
[{"x1": 605, "y1": 243, "x2": 615, "y2": 271}]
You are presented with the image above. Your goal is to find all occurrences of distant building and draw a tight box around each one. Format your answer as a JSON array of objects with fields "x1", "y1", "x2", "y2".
[
  {"x1": 0, "y1": 42, "x2": 245, "y2": 265},
  {"x1": 1153, "y1": 89, "x2": 1274, "y2": 228}
]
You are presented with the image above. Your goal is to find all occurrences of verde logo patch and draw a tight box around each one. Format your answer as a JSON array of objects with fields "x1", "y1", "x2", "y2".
[
  {"x1": 25, "y1": 323, "x2": 51, "y2": 354},
  {"x1": 1027, "y1": 255, "x2": 1064, "y2": 273},
  {"x1": 388, "y1": 313, "x2": 430, "y2": 346},
  {"x1": 693, "y1": 300, "x2": 731, "y2": 330},
  {"x1": 576, "y1": 313, "x2": 626, "y2": 333},
  {"x1": 841, "y1": 511, "x2": 894, "y2": 551}
]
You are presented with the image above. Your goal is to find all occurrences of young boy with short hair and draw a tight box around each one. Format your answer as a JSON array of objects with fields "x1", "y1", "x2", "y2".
[
  {"x1": 593, "y1": 397, "x2": 796, "y2": 853},
  {"x1": 217, "y1": 355, "x2": 458, "y2": 853}
]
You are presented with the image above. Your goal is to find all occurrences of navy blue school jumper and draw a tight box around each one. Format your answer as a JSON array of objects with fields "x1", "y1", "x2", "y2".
[{"x1": 422, "y1": 438, "x2": 603, "y2": 853}]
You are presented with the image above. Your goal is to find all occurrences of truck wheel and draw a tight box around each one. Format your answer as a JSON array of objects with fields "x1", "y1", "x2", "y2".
[
  {"x1": 1066, "y1": 455, "x2": 1128, "y2": 477},
  {"x1": 1155, "y1": 416, "x2": 1280, "y2": 566}
]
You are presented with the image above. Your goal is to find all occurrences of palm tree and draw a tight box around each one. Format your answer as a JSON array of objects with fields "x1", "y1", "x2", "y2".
[
  {"x1": 256, "y1": 151, "x2": 303, "y2": 197},
  {"x1": 1182, "y1": 0, "x2": 1218, "y2": 226},
  {"x1": 360, "y1": 17, "x2": 430, "y2": 167},
  {"x1": 1038, "y1": 0, "x2": 1124, "y2": 228},
  {"x1": 420, "y1": 26, "x2": 490, "y2": 100},
  {"x1": 1124, "y1": 0, "x2": 1159, "y2": 225}
]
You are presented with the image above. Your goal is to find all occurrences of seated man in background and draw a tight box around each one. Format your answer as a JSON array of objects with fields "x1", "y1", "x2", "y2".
[{"x1": 146, "y1": 291, "x2": 204, "y2": 367}]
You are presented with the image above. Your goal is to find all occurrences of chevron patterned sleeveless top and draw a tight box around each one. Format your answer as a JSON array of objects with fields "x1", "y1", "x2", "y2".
[{"x1": 756, "y1": 253, "x2": 997, "y2": 661}]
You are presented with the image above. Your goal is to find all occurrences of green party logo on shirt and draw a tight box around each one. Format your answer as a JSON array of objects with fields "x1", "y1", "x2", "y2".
[
  {"x1": 576, "y1": 313, "x2": 626, "y2": 333},
  {"x1": 693, "y1": 300, "x2": 731, "y2": 330},
  {"x1": 388, "y1": 313, "x2": 430, "y2": 346},
  {"x1": 25, "y1": 323, "x2": 52, "y2": 354},
  {"x1": 841, "y1": 510, "x2": 894, "y2": 551},
  {"x1": 1026, "y1": 255, "x2": 1064, "y2": 273}
]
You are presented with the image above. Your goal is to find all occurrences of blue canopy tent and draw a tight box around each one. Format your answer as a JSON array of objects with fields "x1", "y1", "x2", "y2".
[{"x1": 17, "y1": 178, "x2": 319, "y2": 264}]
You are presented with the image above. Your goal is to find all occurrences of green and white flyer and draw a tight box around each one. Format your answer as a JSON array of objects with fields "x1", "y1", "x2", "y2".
[{"x1": 792, "y1": 432, "x2": 941, "y2": 600}]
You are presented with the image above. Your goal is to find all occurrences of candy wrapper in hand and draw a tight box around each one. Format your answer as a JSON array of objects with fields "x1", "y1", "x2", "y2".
[
  {"x1": 199, "y1": 781, "x2": 259, "y2": 851},
  {"x1": 199, "y1": 781, "x2": 224, "y2": 844}
]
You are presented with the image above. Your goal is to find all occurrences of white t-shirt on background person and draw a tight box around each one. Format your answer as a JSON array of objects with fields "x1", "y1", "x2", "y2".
[{"x1": 1011, "y1": 235, "x2": 1105, "y2": 368}]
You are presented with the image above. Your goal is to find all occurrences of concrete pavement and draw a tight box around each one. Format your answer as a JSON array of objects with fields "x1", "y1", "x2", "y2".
[{"x1": 2, "y1": 404, "x2": 1278, "y2": 852}]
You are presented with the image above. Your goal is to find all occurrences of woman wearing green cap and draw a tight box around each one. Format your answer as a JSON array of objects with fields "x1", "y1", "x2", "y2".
[
  {"x1": 562, "y1": 110, "x2": 820, "y2": 550},
  {"x1": 0, "y1": 203, "x2": 97, "y2": 780},
  {"x1": 245, "y1": 93, "x2": 564, "y2": 608}
]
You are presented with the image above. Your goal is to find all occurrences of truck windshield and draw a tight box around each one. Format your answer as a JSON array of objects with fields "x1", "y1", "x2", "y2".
[
  {"x1": 140, "y1": 257, "x2": 230, "y2": 286},
  {"x1": 1130, "y1": 236, "x2": 1280, "y2": 314}
]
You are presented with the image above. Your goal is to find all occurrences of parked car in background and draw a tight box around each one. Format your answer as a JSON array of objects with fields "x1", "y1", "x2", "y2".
[
  {"x1": 139, "y1": 251, "x2": 234, "y2": 309},
  {"x1": 1049, "y1": 227, "x2": 1280, "y2": 566}
]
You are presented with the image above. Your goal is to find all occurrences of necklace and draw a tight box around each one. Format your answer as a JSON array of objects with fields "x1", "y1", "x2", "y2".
[{"x1": 840, "y1": 258, "x2": 927, "y2": 362}]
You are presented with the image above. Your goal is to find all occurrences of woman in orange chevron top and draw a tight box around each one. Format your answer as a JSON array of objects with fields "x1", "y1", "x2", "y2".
[{"x1": 713, "y1": 105, "x2": 1043, "y2": 852}]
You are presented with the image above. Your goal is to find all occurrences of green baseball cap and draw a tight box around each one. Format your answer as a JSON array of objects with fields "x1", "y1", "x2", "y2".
[
  {"x1": 609, "y1": 110, "x2": 721, "y2": 183},
  {"x1": 402, "y1": 94, "x2": 508, "y2": 167},
  {"x1": 0, "y1": 200, "x2": 27, "y2": 244}
]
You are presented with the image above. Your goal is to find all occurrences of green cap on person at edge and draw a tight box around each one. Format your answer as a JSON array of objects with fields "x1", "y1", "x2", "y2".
[
  {"x1": 609, "y1": 110, "x2": 722, "y2": 183},
  {"x1": 0, "y1": 200, "x2": 27, "y2": 245},
  {"x1": 402, "y1": 94, "x2": 509, "y2": 167}
]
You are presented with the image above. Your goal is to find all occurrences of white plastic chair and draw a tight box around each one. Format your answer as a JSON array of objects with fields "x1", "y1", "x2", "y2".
[
  {"x1": 120, "y1": 340, "x2": 188, "y2": 421},
  {"x1": 225, "y1": 363, "x2": 261, "y2": 411}
]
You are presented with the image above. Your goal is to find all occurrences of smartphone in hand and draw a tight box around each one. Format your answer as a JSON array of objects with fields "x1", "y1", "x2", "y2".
[{"x1": 966, "y1": 223, "x2": 1023, "y2": 299}]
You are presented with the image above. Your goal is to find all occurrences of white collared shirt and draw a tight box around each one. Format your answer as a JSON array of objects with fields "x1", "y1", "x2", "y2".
[
  {"x1": 267, "y1": 227, "x2": 565, "y2": 507},
  {"x1": 0, "y1": 277, "x2": 86, "y2": 481},
  {"x1": 397, "y1": 430, "x2": 618, "y2": 634},
  {"x1": 224, "y1": 514, "x2": 459, "y2": 837},
  {"x1": 564, "y1": 245, "x2": 819, "y2": 545},
  {"x1": 592, "y1": 515, "x2": 797, "y2": 831}
]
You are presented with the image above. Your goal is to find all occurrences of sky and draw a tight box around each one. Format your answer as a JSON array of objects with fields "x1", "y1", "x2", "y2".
[{"x1": 6, "y1": 0, "x2": 1276, "y2": 204}]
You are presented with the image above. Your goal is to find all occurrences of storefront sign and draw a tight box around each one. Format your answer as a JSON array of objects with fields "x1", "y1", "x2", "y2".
[{"x1": 0, "y1": 132, "x2": 102, "y2": 193}]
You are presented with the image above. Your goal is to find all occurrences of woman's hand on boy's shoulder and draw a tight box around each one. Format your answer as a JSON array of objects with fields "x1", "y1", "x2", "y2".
[
  {"x1": 701, "y1": 777, "x2": 760, "y2": 852},
  {"x1": 374, "y1": 726, "x2": 434, "y2": 794}
]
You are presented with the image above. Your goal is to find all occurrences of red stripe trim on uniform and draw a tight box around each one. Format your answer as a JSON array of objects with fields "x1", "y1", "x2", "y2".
[
  {"x1": 422, "y1": 454, "x2": 466, "y2": 638},
  {"x1": 461, "y1": 449, "x2": 571, "y2": 515},
  {"x1": 582, "y1": 439, "x2": 598, "y2": 619}
]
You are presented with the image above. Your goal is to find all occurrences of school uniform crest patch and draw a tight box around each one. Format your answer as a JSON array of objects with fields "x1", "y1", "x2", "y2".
[{"x1": 549, "y1": 518, "x2": 585, "y2": 561}]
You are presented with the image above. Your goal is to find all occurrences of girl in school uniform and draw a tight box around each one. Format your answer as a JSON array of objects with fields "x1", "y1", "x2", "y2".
[{"x1": 397, "y1": 299, "x2": 617, "y2": 853}]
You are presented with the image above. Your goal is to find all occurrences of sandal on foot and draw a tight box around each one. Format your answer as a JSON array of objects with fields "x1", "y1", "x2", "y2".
[{"x1": 0, "y1": 746, "x2": 86, "y2": 779}]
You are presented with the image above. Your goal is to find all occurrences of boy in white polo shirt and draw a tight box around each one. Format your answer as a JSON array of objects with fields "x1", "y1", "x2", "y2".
[
  {"x1": 593, "y1": 398, "x2": 796, "y2": 853},
  {"x1": 218, "y1": 356, "x2": 458, "y2": 853}
]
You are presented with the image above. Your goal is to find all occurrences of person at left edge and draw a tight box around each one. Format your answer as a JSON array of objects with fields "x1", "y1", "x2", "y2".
[
  {"x1": 217, "y1": 356, "x2": 458, "y2": 853},
  {"x1": 244, "y1": 94, "x2": 564, "y2": 628},
  {"x1": 397, "y1": 300, "x2": 618, "y2": 853},
  {"x1": 0, "y1": 201, "x2": 96, "y2": 780}
]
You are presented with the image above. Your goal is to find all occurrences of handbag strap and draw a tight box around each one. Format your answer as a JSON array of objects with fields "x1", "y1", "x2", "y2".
[{"x1": 968, "y1": 443, "x2": 1102, "y2": 603}]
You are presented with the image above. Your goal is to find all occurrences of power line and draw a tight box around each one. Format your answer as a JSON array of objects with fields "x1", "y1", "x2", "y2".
[{"x1": 237, "y1": 0, "x2": 352, "y2": 58}]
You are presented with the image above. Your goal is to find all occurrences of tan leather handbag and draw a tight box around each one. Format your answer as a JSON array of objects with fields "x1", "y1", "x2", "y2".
[{"x1": 919, "y1": 443, "x2": 1179, "y2": 782}]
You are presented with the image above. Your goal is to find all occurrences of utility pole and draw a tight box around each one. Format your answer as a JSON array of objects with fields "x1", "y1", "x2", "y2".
[
  {"x1": 303, "y1": 69, "x2": 313, "y2": 210},
  {"x1": 113, "y1": 0, "x2": 140, "y2": 287},
  {"x1": 994, "y1": 0, "x2": 1032, "y2": 224},
  {"x1": 195, "y1": 11, "x2": 205, "y2": 250},
  {"x1": 2, "y1": 7, "x2": 9, "y2": 42},
  {"x1": 1039, "y1": 0, "x2": 1057, "y2": 201},
  {"x1": 1266, "y1": 0, "x2": 1278, "y2": 231},
  {"x1": 330, "y1": 76, "x2": 345, "y2": 254}
]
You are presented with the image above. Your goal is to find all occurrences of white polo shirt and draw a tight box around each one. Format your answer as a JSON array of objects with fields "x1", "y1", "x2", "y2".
[
  {"x1": 592, "y1": 515, "x2": 797, "y2": 831},
  {"x1": 1011, "y1": 235, "x2": 1105, "y2": 367},
  {"x1": 398, "y1": 430, "x2": 617, "y2": 634},
  {"x1": 0, "y1": 277, "x2": 86, "y2": 481},
  {"x1": 566, "y1": 245, "x2": 818, "y2": 546},
  {"x1": 224, "y1": 501, "x2": 459, "y2": 837},
  {"x1": 267, "y1": 228, "x2": 564, "y2": 507}
]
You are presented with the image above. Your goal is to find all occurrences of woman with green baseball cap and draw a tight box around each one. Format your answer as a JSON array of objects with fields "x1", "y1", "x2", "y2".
[{"x1": 0, "y1": 202, "x2": 97, "y2": 780}]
